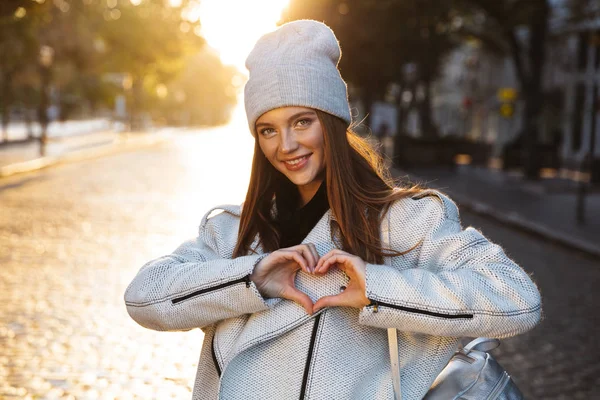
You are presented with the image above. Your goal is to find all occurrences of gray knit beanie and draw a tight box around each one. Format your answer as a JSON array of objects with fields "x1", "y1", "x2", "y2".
[{"x1": 244, "y1": 20, "x2": 351, "y2": 135}]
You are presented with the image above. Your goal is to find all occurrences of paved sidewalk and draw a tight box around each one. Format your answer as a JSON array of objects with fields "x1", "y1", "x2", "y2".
[
  {"x1": 0, "y1": 131, "x2": 119, "y2": 167},
  {"x1": 0, "y1": 129, "x2": 174, "y2": 178},
  {"x1": 393, "y1": 165, "x2": 600, "y2": 259},
  {"x1": 1, "y1": 118, "x2": 113, "y2": 142}
]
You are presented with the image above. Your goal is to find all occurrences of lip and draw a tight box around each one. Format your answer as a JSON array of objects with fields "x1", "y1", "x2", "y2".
[{"x1": 280, "y1": 154, "x2": 311, "y2": 171}]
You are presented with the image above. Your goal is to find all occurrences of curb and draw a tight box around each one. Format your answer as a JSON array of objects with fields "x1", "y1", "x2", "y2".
[
  {"x1": 0, "y1": 132, "x2": 171, "y2": 179},
  {"x1": 448, "y1": 193, "x2": 600, "y2": 260},
  {"x1": 392, "y1": 168, "x2": 600, "y2": 260},
  {"x1": 0, "y1": 137, "x2": 37, "y2": 148}
]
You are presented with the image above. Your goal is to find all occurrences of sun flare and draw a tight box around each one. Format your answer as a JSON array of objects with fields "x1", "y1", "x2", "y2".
[{"x1": 198, "y1": 0, "x2": 290, "y2": 72}]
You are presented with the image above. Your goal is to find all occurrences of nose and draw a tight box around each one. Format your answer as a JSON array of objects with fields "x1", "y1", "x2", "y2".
[{"x1": 279, "y1": 129, "x2": 298, "y2": 154}]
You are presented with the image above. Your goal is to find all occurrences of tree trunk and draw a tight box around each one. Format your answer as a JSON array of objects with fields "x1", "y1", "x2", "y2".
[
  {"x1": 130, "y1": 75, "x2": 143, "y2": 131},
  {"x1": 395, "y1": 86, "x2": 407, "y2": 139},
  {"x1": 506, "y1": 0, "x2": 549, "y2": 180},
  {"x1": 25, "y1": 109, "x2": 34, "y2": 140},
  {"x1": 362, "y1": 85, "x2": 375, "y2": 132},
  {"x1": 521, "y1": 1, "x2": 549, "y2": 180},
  {"x1": 1, "y1": 108, "x2": 8, "y2": 143},
  {"x1": 1, "y1": 73, "x2": 11, "y2": 142},
  {"x1": 418, "y1": 78, "x2": 438, "y2": 139},
  {"x1": 38, "y1": 65, "x2": 51, "y2": 156}
]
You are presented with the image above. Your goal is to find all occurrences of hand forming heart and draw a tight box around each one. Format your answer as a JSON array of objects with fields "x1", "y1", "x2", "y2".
[
  {"x1": 250, "y1": 244, "x2": 370, "y2": 315},
  {"x1": 312, "y1": 249, "x2": 370, "y2": 312}
]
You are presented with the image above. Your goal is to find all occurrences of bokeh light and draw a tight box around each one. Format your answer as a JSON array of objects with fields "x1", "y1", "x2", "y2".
[{"x1": 198, "y1": 0, "x2": 290, "y2": 72}]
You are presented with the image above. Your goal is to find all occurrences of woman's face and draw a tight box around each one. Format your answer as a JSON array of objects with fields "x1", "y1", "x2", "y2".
[{"x1": 256, "y1": 106, "x2": 325, "y2": 200}]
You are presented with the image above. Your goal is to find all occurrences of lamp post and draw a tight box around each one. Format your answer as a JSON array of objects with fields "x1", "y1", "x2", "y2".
[{"x1": 38, "y1": 45, "x2": 54, "y2": 156}]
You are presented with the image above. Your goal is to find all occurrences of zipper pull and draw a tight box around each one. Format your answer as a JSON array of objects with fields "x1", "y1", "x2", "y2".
[
  {"x1": 369, "y1": 300, "x2": 379, "y2": 313},
  {"x1": 244, "y1": 275, "x2": 251, "y2": 288}
]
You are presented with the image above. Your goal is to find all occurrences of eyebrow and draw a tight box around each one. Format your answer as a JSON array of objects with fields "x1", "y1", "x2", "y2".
[{"x1": 255, "y1": 111, "x2": 316, "y2": 128}]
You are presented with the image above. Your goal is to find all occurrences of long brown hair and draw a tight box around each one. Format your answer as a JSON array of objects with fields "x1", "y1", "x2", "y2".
[{"x1": 233, "y1": 110, "x2": 423, "y2": 264}]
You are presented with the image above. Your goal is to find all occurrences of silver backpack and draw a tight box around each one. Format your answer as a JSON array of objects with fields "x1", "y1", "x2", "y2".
[
  {"x1": 388, "y1": 333, "x2": 524, "y2": 399},
  {"x1": 423, "y1": 337, "x2": 524, "y2": 399}
]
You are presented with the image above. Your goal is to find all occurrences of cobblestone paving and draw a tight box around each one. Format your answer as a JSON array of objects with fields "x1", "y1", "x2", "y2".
[
  {"x1": 0, "y1": 127, "x2": 598, "y2": 399},
  {"x1": 460, "y1": 212, "x2": 600, "y2": 400},
  {"x1": 0, "y1": 128, "x2": 253, "y2": 399}
]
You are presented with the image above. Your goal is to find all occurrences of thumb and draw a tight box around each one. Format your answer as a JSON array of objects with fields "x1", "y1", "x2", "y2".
[
  {"x1": 284, "y1": 287, "x2": 315, "y2": 315},
  {"x1": 313, "y1": 294, "x2": 344, "y2": 313}
]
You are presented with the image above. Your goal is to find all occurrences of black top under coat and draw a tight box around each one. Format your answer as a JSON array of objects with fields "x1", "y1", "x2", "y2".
[{"x1": 275, "y1": 180, "x2": 329, "y2": 248}]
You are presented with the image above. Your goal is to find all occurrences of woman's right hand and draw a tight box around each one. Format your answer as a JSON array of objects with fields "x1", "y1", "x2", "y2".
[{"x1": 250, "y1": 244, "x2": 319, "y2": 315}]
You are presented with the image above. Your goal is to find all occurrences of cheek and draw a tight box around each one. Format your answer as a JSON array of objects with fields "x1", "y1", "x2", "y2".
[
  {"x1": 258, "y1": 140, "x2": 275, "y2": 161},
  {"x1": 307, "y1": 127, "x2": 325, "y2": 152},
  {"x1": 311, "y1": 135, "x2": 325, "y2": 159}
]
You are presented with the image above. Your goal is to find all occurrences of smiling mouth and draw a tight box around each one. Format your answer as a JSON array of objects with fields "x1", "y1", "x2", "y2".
[
  {"x1": 281, "y1": 154, "x2": 311, "y2": 166},
  {"x1": 280, "y1": 154, "x2": 312, "y2": 171}
]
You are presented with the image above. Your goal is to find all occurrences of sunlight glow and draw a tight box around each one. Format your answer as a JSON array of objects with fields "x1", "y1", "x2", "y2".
[{"x1": 198, "y1": 0, "x2": 290, "y2": 72}]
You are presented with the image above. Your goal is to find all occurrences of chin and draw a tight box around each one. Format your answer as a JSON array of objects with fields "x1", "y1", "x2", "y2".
[
  {"x1": 287, "y1": 177, "x2": 310, "y2": 186},
  {"x1": 285, "y1": 173, "x2": 314, "y2": 187}
]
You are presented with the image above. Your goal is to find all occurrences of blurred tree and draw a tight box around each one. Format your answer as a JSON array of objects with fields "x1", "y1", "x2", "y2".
[
  {"x1": 1, "y1": 0, "x2": 255, "y2": 147},
  {"x1": 96, "y1": 0, "x2": 204, "y2": 130},
  {"x1": 39, "y1": 1, "x2": 109, "y2": 120},
  {"x1": 281, "y1": 0, "x2": 458, "y2": 139},
  {"x1": 159, "y1": 48, "x2": 241, "y2": 127},
  {"x1": 453, "y1": 0, "x2": 549, "y2": 179},
  {"x1": 454, "y1": 0, "x2": 597, "y2": 179},
  {"x1": 0, "y1": 1, "x2": 44, "y2": 140},
  {"x1": 562, "y1": 0, "x2": 600, "y2": 21}
]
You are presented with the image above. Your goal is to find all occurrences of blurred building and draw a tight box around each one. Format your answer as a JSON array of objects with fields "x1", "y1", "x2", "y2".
[
  {"x1": 432, "y1": 40, "x2": 522, "y2": 157},
  {"x1": 432, "y1": 13, "x2": 600, "y2": 181},
  {"x1": 554, "y1": 21, "x2": 600, "y2": 179}
]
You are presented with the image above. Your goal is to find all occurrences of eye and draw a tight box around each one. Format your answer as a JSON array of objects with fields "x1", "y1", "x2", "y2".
[
  {"x1": 295, "y1": 118, "x2": 312, "y2": 128},
  {"x1": 259, "y1": 127, "x2": 276, "y2": 137}
]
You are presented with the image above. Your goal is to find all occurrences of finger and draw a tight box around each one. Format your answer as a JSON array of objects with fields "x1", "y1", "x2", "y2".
[
  {"x1": 280, "y1": 250, "x2": 310, "y2": 274},
  {"x1": 297, "y1": 245, "x2": 317, "y2": 272},
  {"x1": 284, "y1": 287, "x2": 315, "y2": 315},
  {"x1": 315, "y1": 249, "x2": 346, "y2": 272},
  {"x1": 316, "y1": 254, "x2": 349, "y2": 275},
  {"x1": 315, "y1": 251, "x2": 334, "y2": 272},
  {"x1": 286, "y1": 246, "x2": 315, "y2": 273},
  {"x1": 307, "y1": 243, "x2": 320, "y2": 264}
]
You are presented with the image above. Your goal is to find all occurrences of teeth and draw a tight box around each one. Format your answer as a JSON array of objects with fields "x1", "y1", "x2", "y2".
[{"x1": 285, "y1": 155, "x2": 307, "y2": 165}]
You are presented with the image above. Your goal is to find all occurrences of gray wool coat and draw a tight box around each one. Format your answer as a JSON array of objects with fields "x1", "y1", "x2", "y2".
[{"x1": 124, "y1": 190, "x2": 541, "y2": 399}]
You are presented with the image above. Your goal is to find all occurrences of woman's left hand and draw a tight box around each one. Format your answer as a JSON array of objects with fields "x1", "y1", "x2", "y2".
[{"x1": 313, "y1": 249, "x2": 370, "y2": 312}]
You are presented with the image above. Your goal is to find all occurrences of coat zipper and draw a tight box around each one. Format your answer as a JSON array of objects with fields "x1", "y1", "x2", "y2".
[
  {"x1": 488, "y1": 371, "x2": 510, "y2": 399},
  {"x1": 368, "y1": 299, "x2": 474, "y2": 319},
  {"x1": 171, "y1": 275, "x2": 251, "y2": 304},
  {"x1": 211, "y1": 332, "x2": 222, "y2": 377},
  {"x1": 299, "y1": 313, "x2": 322, "y2": 400}
]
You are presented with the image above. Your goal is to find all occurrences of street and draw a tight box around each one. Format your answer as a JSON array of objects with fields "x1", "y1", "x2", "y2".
[{"x1": 1, "y1": 126, "x2": 598, "y2": 399}]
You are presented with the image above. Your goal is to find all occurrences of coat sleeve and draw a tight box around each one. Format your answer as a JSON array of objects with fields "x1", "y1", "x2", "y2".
[
  {"x1": 124, "y1": 209, "x2": 277, "y2": 332},
  {"x1": 358, "y1": 192, "x2": 542, "y2": 339}
]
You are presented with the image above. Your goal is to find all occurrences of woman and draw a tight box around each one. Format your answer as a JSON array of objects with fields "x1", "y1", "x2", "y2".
[{"x1": 124, "y1": 20, "x2": 541, "y2": 399}]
